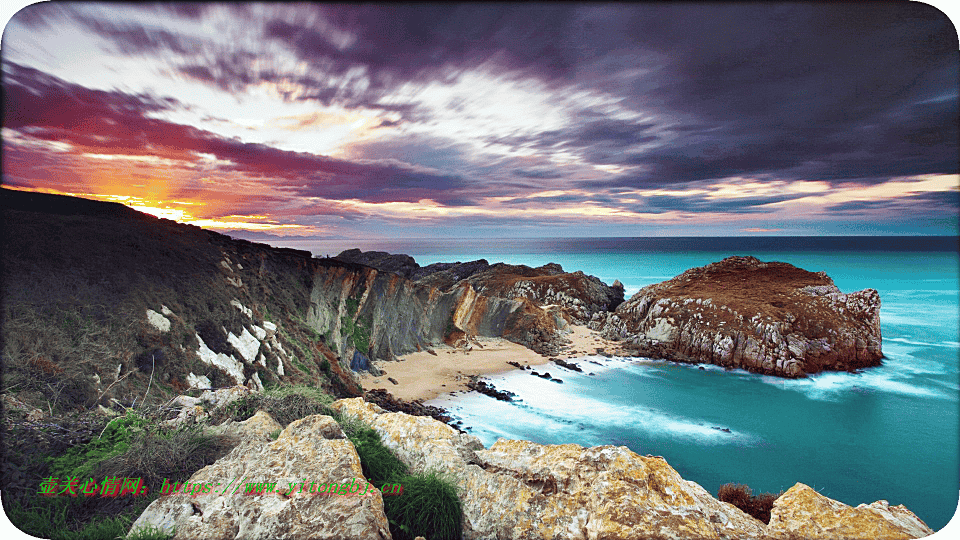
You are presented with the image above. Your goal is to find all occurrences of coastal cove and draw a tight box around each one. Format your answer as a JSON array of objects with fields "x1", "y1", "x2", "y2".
[{"x1": 302, "y1": 236, "x2": 960, "y2": 531}]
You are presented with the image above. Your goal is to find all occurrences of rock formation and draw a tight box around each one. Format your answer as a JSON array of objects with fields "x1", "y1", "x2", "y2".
[
  {"x1": 766, "y1": 483, "x2": 933, "y2": 540},
  {"x1": 331, "y1": 250, "x2": 624, "y2": 358},
  {"x1": 129, "y1": 411, "x2": 392, "y2": 540},
  {"x1": 591, "y1": 256, "x2": 883, "y2": 377},
  {"x1": 327, "y1": 398, "x2": 931, "y2": 540},
  {"x1": 2, "y1": 188, "x2": 623, "y2": 413}
]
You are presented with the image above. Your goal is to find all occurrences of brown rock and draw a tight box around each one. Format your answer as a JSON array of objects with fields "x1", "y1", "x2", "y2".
[{"x1": 595, "y1": 256, "x2": 883, "y2": 377}]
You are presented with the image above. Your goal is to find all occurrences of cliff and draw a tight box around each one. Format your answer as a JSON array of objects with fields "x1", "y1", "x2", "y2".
[
  {"x1": 0, "y1": 188, "x2": 619, "y2": 418},
  {"x1": 590, "y1": 256, "x2": 883, "y2": 377},
  {"x1": 334, "y1": 249, "x2": 624, "y2": 355}
]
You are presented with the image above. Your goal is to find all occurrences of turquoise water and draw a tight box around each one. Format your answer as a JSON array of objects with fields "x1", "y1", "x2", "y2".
[{"x1": 306, "y1": 237, "x2": 959, "y2": 531}]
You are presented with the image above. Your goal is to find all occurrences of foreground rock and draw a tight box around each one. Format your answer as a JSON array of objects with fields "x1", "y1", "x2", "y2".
[
  {"x1": 766, "y1": 483, "x2": 933, "y2": 539},
  {"x1": 128, "y1": 411, "x2": 391, "y2": 540},
  {"x1": 591, "y1": 256, "x2": 882, "y2": 377},
  {"x1": 332, "y1": 398, "x2": 766, "y2": 539},
  {"x1": 331, "y1": 398, "x2": 931, "y2": 540}
]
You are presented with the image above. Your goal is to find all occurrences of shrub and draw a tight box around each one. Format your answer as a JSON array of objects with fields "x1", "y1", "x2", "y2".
[
  {"x1": 347, "y1": 426, "x2": 408, "y2": 486},
  {"x1": 717, "y1": 483, "x2": 782, "y2": 524},
  {"x1": 211, "y1": 386, "x2": 336, "y2": 427},
  {"x1": 46, "y1": 411, "x2": 150, "y2": 481},
  {"x1": 333, "y1": 413, "x2": 462, "y2": 540},
  {"x1": 91, "y1": 423, "x2": 234, "y2": 495},
  {"x1": 384, "y1": 471, "x2": 462, "y2": 540}
]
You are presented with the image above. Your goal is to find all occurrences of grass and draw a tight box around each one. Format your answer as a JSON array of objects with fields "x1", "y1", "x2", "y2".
[
  {"x1": 4, "y1": 494, "x2": 169, "y2": 540},
  {"x1": 717, "y1": 483, "x2": 782, "y2": 524},
  {"x1": 345, "y1": 425, "x2": 408, "y2": 487},
  {"x1": 340, "y1": 313, "x2": 372, "y2": 355},
  {"x1": 334, "y1": 412, "x2": 462, "y2": 540},
  {"x1": 384, "y1": 471, "x2": 462, "y2": 540},
  {"x1": 5, "y1": 405, "x2": 232, "y2": 540},
  {"x1": 46, "y1": 411, "x2": 152, "y2": 481},
  {"x1": 211, "y1": 384, "x2": 336, "y2": 427}
]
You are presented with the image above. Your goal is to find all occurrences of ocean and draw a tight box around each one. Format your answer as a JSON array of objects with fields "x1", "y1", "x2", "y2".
[{"x1": 300, "y1": 237, "x2": 959, "y2": 531}]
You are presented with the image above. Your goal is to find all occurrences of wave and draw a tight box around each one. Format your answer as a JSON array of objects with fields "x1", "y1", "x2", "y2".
[
  {"x1": 758, "y1": 368, "x2": 950, "y2": 401},
  {"x1": 436, "y1": 367, "x2": 752, "y2": 446},
  {"x1": 887, "y1": 337, "x2": 960, "y2": 349}
]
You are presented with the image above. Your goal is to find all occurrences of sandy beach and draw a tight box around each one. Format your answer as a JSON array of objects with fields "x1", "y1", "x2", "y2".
[{"x1": 363, "y1": 325, "x2": 620, "y2": 401}]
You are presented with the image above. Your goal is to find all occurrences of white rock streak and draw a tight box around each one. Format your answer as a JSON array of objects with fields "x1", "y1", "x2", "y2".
[
  {"x1": 145, "y1": 309, "x2": 171, "y2": 332},
  {"x1": 196, "y1": 334, "x2": 245, "y2": 385}
]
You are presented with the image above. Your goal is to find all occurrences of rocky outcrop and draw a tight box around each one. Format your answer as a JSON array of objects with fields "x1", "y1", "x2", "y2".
[
  {"x1": 461, "y1": 262, "x2": 624, "y2": 324},
  {"x1": 766, "y1": 483, "x2": 933, "y2": 539},
  {"x1": 591, "y1": 256, "x2": 882, "y2": 377},
  {"x1": 128, "y1": 411, "x2": 392, "y2": 540},
  {"x1": 334, "y1": 249, "x2": 420, "y2": 279},
  {"x1": 323, "y1": 251, "x2": 623, "y2": 361},
  {"x1": 331, "y1": 398, "x2": 767, "y2": 540},
  {"x1": 330, "y1": 398, "x2": 930, "y2": 540}
]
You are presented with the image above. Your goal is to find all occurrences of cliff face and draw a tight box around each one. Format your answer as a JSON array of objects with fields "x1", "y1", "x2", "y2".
[
  {"x1": 2, "y1": 190, "x2": 624, "y2": 416},
  {"x1": 333, "y1": 249, "x2": 624, "y2": 355},
  {"x1": 591, "y1": 256, "x2": 883, "y2": 377},
  {"x1": 306, "y1": 260, "x2": 535, "y2": 367}
]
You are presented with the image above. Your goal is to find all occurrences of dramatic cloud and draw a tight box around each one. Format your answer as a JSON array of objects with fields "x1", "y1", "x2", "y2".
[{"x1": 2, "y1": 2, "x2": 957, "y2": 237}]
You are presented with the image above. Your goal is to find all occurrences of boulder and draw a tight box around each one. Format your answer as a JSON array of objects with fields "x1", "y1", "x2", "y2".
[
  {"x1": 766, "y1": 483, "x2": 933, "y2": 539},
  {"x1": 129, "y1": 412, "x2": 391, "y2": 540}
]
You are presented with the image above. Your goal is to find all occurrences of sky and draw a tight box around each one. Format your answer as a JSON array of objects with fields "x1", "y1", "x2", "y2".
[{"x1": 1, "y1": 2, "x2": 958, "y2": 241}]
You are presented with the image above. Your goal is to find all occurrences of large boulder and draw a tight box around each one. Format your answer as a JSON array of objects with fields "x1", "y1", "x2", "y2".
[
  {"x1": 331, "y1": 397, "x2": 767, "y2": 540},
  {"x1": 128, "y1": 412, "x2": 391, "y2": 540},
  {"x1": 592, "y1": 256, "x2": 882, "y2": 377},
  {"x1": 766, "y1": 483, "x2": 933, "y2": 539}
]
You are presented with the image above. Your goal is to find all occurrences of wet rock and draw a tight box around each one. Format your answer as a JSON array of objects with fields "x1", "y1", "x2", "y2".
[
  {"x1": 551, "y1": 358, "x2": 583, "y2": 372},
  {"x1": 465, "y1": 377, "x2": 517, "y2": 402}
]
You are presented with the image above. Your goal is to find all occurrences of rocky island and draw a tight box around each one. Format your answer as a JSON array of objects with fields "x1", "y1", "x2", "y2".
[{"x1": 591, "y1": 256, "x2": 883, "y2": 378}]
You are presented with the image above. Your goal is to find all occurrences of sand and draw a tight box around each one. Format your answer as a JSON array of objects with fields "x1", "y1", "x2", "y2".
[{"x1": 362, "y1": 325, "x2": 621, "y2": 401}]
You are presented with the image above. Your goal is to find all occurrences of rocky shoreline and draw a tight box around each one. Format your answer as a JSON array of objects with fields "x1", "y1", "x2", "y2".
[
  {"x1": 4, "y1": 191, "x2": 920, "y2": 540},
  {"x1": 343, "y1": 249, "x2": 884, "y2": 380},
  {"x1": 125, "y1": 390, "x2": 934, "y2": 540}
]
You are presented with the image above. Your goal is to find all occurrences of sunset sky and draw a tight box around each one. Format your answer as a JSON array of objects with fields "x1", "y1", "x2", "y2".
[{"x1": 2, "y1": 2, "x2": 957, "y2": 241}]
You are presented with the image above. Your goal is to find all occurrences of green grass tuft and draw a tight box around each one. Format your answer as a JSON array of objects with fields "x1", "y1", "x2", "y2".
[
  {"x1": 384, "y1": 471, "x2": 462, "y2": 540},
  {"x1": 346, "y1": 426, "x2": 408, "y2": 487}
]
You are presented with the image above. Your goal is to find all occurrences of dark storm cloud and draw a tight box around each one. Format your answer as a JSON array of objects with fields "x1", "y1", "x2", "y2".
[
  {"x1": 264, "y1": 4, "x2": 583, "y2": 86},
  {"x1": 293, "y1": 3, "x2": 955, "y2": 188},
  {"x1": 2, "y1": 63, "x2": 468, "y2": 205},
  {"x1": 32, "y1": 2, "x2": 960, "y2": 193},
  {"x1": 826, "y1": 190, "x2": 960, "y2": 214},
  {"x1": 77, "y1": 16, "x2": 203, "y2": 55},
  {"x1": 512, "y1": 168, "x2": 563, "y2": 180},
  {"x1": 604, "y1": 3, "x2": 957, "y2": 186}
]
